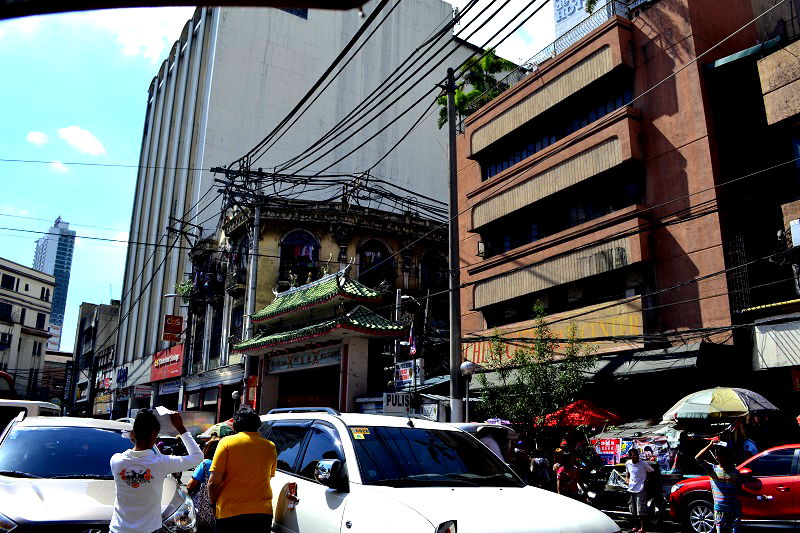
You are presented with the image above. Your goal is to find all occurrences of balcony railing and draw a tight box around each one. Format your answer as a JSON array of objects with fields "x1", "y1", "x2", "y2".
[{"x1": 460, "y1": 0, "x2": 637, "y2": 126}]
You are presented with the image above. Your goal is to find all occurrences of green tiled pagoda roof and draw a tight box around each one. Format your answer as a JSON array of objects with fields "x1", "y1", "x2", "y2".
[
  {"x1": 234, "y1": 305, "x2": 405, "y2": 354},
  {"x1": 252, "y1": 270, "x2": 381, "y2": 325}
]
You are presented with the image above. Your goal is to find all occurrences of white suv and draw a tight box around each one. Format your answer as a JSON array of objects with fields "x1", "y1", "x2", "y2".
[
  {"x1": 0, "y1": 415, "x2": 196, "y2": 532},
  {"x1": 260, "y1": 408, "x2": 620, "y2": 533}
]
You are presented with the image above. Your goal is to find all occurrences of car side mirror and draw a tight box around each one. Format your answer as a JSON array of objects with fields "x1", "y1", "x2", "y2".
[{"x1": 315, "y1": 459, "x2": 347, "y2": 491}]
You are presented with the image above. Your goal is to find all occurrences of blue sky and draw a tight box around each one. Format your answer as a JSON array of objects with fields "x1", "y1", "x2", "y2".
[
  {"x1": 0, "y1": 1, "x2": 552, "y2": 354},
  {"x1": 0, "y1": 7, "x2": 194, "y2": 350}
]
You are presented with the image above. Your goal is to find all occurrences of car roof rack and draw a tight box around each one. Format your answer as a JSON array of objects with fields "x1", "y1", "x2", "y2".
[{"x1": 267, "y1": 407, "x2": 341, "y2": 416}]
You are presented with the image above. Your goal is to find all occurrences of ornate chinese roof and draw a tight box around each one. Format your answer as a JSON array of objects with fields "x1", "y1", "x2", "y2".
[
  {"x1": 251, "y1": 268, "x2": 381, "y2": 326},
  {"x1": 233, "y1": 305, "x2": 405, "y2": 355}
]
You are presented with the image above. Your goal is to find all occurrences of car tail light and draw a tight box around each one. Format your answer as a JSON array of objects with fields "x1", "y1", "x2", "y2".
[{"x1": 436, "y1": 521, "x2": 456, "y2": 533}]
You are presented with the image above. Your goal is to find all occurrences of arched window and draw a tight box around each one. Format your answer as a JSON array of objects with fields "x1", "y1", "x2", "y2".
[
  {"x1": 279, "y1": 230, "x2": 320, "y2": 287},
  {"x1": 358, "y1": 239, "x2": 394, "y2": 289},
  {"x1": 420, "y1": 251, "x2": 448, "y2": 290}
]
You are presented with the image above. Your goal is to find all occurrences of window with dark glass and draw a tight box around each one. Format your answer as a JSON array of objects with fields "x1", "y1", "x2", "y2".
[
  {"x1": 420, "y1": 252, "x2": 448, "y2": 290},
  {"x1": 0, "y1": 274, "x2": 14, "y2": 291},
  {"x1": 279, "y1": 230, "x2": 320, "y2": 287},
  {"x1": 36, "y1": 313, "x2": 46, "y2": 330},
  {"x1": 746, "y1": 448, "x2": 796, "y2": 477},
  {"x1": 280, "y1": 7, "x2": 308, "y2": 18},
  {"x1": 478, "y1": 76, "x2": 633, "y2": 182},
  {"x1": 297, "y1": 424, "x2": 344, "y2": 481},
  {"x1": 267, "y1": 422, "x2": 311, "y2": 473},
  {"x1": 0, "y1": 303, "x2": 11, "y2": 322},
  {"x1": 19, "y1": 308, "x2": 25, "y2": 326},
  {"x1": 358, "y1": 239, "x2": 394, "y2": 289}
]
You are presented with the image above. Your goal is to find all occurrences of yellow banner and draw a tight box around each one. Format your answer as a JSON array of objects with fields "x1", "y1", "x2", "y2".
[{"x1": 462, "y1": 299, "x2": 643, "y2": 364}]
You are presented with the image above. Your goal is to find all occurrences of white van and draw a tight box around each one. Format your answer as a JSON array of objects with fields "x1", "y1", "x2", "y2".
[
  {"x1": 260, "y1": 408, "x2": 620, "y2": 533},
  {"x1": 0, "y1": 400, "x2": 60, "y2": 431}
]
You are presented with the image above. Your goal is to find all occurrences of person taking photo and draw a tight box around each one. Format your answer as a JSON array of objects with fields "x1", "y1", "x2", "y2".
[{"x1": 110, "y1": 409, "x2": 203, "y2": 533}]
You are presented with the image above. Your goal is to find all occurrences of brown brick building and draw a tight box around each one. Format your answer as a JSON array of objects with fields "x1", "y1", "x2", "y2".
[{"x1": 456, "y1": 0, "x2": 776, "y2": 416}]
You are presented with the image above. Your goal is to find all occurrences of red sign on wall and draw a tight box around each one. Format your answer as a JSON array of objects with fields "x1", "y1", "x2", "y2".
[
  {"x1": 246, "y1": 375, "x2": 258, "y2": 408},
  {"x1": 150, "y1": 344, "x2": 184, "y2": 382},
  {"x1": 162, "y1": 314, "x2": 184, "y2": 343}
]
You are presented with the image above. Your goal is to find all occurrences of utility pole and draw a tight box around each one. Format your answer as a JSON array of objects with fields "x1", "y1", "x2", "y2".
[
  {"x1": 242, "y1": 202, "x2": 261, "y2": 408},
  {"x1": 446, "y1": 67, "x2": 464, "y2": 423},
  {"x1": 393, "y1": 288, "x2": 402, "y2": 390}
]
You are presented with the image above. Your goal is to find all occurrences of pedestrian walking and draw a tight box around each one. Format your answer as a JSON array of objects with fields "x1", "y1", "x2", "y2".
[
  {"x1": 695, "y1": 438, "x2": 742, "y2": 533},
  {"x1": 207, "y1": 406, "x2": 277, "y2": 533},
  {"x1": 529, "y1": 449, "x2": 551, "y2": 489},
  {"x1": 187, "y1": 437, "x2": 220, "y2": 533},
  {"x1": 625, "y1": 448, "x2": 653, "y2": 533},
  {"x1": 556, "y1": 453, "x2": 583, "y2": 499},
  {"x1": 110, "y1": 409, "x2": 203, "y2": 533}
]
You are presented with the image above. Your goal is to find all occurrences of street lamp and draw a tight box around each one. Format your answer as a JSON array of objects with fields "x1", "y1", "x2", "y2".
[{"x1": 460, "y1": 360, "x2": 481, "y2": 422}]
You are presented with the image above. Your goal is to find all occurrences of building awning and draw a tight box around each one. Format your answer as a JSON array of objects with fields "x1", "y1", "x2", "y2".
[
  {"x1": 234, "y1": 305, "x2": 405, "y2": 356},
  {"x1": 252, "y1": 268, "x2": 381, "y2": 326},
  {"x1": 706, "y1": 36, "x2": 781, "y2": 70},
  {"x1": 588, "y1": 343, "x2": 701, "y2": 377},
  {"x1": 184, "y1": 364, "x2": 244, "y2": 392}
]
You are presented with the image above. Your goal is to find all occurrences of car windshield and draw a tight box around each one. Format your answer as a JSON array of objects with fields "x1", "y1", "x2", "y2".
[
  {"x1": 0, "y1": 426, "x2": 132, "y2": 479},
  {"x1": 349, "y1": 425, "x2": 524, "y2": 487}
]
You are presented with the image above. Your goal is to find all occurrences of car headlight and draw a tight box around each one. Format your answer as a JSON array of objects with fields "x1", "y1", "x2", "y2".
[
  {"x1": 0, "y1": 512, "x2": 17, "y2": 532},
  {"x1": 436, "y1": 521, "x2": 456, "y2": 533},
  {"x1": 670, "y1": 483, "x2": 684, "y2": 494},
  {"x1": 161, "y1": 491, "x2": 195, "y2": 532}
]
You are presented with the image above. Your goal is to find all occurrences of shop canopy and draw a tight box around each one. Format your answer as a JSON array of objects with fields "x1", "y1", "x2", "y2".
[
  {"x1": 539, "y1": 399, "x2": 623, "y2": 427},
  {"x1": 661, "y1": 387, "x2": 778, "y2": 423},
  {"x1": 251, "y1": 268, "x2": 381, "y2": 326},
  {"x1": 234, "y1": 305, "x2": 405, "y2": 356}
]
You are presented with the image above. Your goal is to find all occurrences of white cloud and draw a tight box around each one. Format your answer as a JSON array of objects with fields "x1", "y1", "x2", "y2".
[
  {"x1": 0, "y1": 205, "x2": 29, "y2": 216},
  {"x1": 77, "y1": 7, "x2": 194, "y2": 63},
  {"x1": 57, "y1": 126, "x2": 106, "y2": 156},
  {"x1": 26, "y1": 131, "x2": 48, "y2": 146},
  {"x1": 50, "y1": 160, "x2": 68, "y2": 173},
  {"x1": 111, "y1": 231, "x2": 129, "y2": 248},
  {"x1": 451, "y1": 0, "x2": 555, "y2": 64}
]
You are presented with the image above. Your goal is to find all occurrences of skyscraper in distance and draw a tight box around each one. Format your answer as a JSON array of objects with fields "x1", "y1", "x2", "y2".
[{"x1": 33, "y1": 216, "x2": 75, "y2": 350}]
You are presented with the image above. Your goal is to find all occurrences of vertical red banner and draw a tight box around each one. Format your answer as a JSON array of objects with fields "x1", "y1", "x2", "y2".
[{"x1": 246, "y1": 375, "x2": 259, "y2": 408}]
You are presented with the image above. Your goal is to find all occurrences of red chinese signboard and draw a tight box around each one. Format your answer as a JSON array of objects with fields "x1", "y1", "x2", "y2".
[
  {"x1": 150, "y1": 344, "x2": 184, "y2": 382},
  {"x1": 162, "y1": 314, "x2": 184, "y2": 343}
]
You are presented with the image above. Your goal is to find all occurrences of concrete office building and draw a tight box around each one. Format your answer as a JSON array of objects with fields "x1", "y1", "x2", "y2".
[
  {"x1": 33, "y1": 217, "x2": 75, "y2": 351},
  {"x1": 456, "y1": 0, "x2": 768, "y2": 418},
  {"x1": 0, "y1": 257, "x2": 55, "y2": 399},
  {"x1": 115, "y1": 1, "x2": 474, "y2": 410},
  {"x1": 71, "y1": 301, "x2": 120, "y2": 417}
]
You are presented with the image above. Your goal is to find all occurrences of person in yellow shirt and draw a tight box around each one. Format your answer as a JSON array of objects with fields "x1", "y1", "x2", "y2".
[{"x1": 208, "y1": 406, "x2": 277, "y2": 533}]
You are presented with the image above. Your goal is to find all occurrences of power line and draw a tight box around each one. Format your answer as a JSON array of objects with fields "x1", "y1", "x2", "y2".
[
  {"x1": 350, "y1": 0, "x2": 792, "y2": 287},
  {"x1": 234, "y1": 0, "x2": 394, "y2": 169},
  {"x1": 278, "y1": 0, "x2": 544, "y2": 176}
]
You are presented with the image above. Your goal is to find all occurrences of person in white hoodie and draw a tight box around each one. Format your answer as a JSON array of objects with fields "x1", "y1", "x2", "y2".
[{"x1": 110, "y1": 409, "x2": 203, "y2": 533}]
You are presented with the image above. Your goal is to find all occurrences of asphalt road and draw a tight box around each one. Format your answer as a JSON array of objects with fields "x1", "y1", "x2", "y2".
[{"x1": 611, "y1": 513, "x2": 681, "y2": 532}]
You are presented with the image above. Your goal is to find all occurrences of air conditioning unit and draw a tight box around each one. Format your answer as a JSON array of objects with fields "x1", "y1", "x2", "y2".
[
  {"x1": 477, "y1": 241, "x2": 486, "y2": 257},
  {"x1": 790, "y1": 219, "x2": 800, "y2": 247}
]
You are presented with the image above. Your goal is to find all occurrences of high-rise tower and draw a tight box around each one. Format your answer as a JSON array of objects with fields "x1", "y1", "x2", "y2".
[{"x1": 33, "y1": 217, "x2": 75, "y2": 350}]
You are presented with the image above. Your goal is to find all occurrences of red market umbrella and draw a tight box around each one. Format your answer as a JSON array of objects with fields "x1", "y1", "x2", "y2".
[{"x1": 539, "y1": 400, "x2": 623, "y2": 427}]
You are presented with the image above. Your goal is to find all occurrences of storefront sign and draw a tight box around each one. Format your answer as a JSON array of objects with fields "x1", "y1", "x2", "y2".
[
  {"x1": 162, "y1": 314, "x2": 184, "y2": 343},
  {"x1": 463, "y1": 299, "x2": 644, "y2": 364},
  {"x1": 159, "y1": 380, "x2": 181, "y2": 396},
  {"x1": 591, "y1": 438, "x2": 621, "y2": 465},
  {"x1": 133, "y1": 384, "x2": 152, "y2": 399},
  {"x1": 383, "y1": 392, "x2": 411, "y2": 414},
  {"x1": 421, "y1": 403, "x2": 439, "y2": 421},
  {"x1": 116, "y1": 386, "x2": 130, "y2": 401},
  {"x1": 150, "y1": 345, "x2": 184, "y2": 382},
  {"x1": 93, "y1": 393, "x2": 112, "y2": 416},
  {"x1": 394, "y1": 358, "x2": 424, "y2": 389},
  {"x1": 268, "y1": 347, "x2": 341, "y2": 374},
  {"x1": 555, "y1": 0, "x2": 590, "y2": 39},
  {"x1": 63, "y1": 361, "x2": 74, "y2": 402},
  {"x1": 116, "y1": 366, "x2": 128, "y2": 388}
]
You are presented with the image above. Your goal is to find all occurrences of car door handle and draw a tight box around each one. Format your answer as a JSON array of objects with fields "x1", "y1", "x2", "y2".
[
  {"x1": 757, "y1": 495, "x2": 774, "y2": 500},
  {"x1": 776, "y1": 486, "x2": 790, "y2": 492}
]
